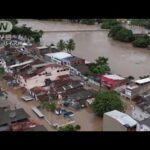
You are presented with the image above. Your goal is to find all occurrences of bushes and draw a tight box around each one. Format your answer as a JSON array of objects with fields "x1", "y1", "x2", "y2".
[
  {"x1": 101, "y1": 19, "x2": 120, "y2": 29},
  {"x1": 59, "y1": 124, "x2": 81, "y2": 131},
  {"x1": 132, "y1": 35, "x2": 150, "y2": 48},
  {"x1": 108, "y1": 26, "x2": 134, "y2": 42},
  {"x1": 80, "y1": 19, "x2": 96, "y2": 25}
]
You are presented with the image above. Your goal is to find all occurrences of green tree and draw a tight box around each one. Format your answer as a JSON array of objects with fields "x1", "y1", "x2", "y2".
[
  {"x1": 92, "y1": 90, "x2": 124, "y2": 117},
  {"x1": 59, "y1": 124, "x2": 80, "y2": 131},
  {"x1": 57, "y1": 39, "x2": 66, "y2": 51},
  {"x1": 80, "y1": 19, "x2": 96, "y2": 25},
  {"x1": 101, "y1": 19, "x2": 120, "y2": 29},
  {"x1": 66, "y1": 39, "x2": 75, "y2": 54},
  {"x1": 90, "y1": 57, "x2": 110, "y2": 74},
  {"x1": 108, "y1": 26, "x2": 134, "y2": 42},
  {"x1": 132, "y1": 35, "x2": 150, "y2": 48}
]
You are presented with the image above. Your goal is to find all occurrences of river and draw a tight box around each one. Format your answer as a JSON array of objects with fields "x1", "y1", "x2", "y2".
[{"x1": 18, "y1": 19, "x2": 150, "y2": 79}]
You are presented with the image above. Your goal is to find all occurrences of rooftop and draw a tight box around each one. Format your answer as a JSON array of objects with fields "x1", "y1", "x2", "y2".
[
  {"x1": 105, "y1": 110, "x2": 137, "y2": 127},
  {"x1": 135, "y1": 77, "x2": 150, "y2": 85},
  {"x1": 45, "y1": 52, "x2": 72, "y2": 60},
  {"x1": 36, "y1": 46, "x2": 48, "y2": 50},
  {"x1": 103, "y1": 74, "x2": 125, "y2": 80},
  {"x1": 63, "y1": 56, "x2": 84, "y2": 62},
  {"x1": 0, "y1": 108, "x2": 30, "y2": 126}
]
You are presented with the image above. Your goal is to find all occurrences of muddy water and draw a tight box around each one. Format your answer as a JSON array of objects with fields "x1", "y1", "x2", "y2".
[{"x1": 18, "y1": 19, "x2": 150, "y2": 79}]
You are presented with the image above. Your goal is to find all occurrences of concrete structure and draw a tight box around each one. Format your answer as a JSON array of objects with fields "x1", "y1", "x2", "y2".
[
  {"x1": 45, "y1": 52, "x2": 72, "y2": 64},
  {"x1": 103, "y1": 110, "x2": 137, "y2": 131},
  {"x1": 17, "y1": 64, "x2": 70, "y2": 90},
  {"x1": 100, "y1": 74, "x2": 126, "y2": 90},
  {"x1": 124, "y1": 77, "x2": 150, "y2": 100}
]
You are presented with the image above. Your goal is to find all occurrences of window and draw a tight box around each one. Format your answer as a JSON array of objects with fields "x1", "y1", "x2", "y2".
[
  {"x1": 57, "y1": 70, "x2": 60, "y2": 72},
  {"x1": 46, "y1": 72, "x2": 51, "y2": 76}
]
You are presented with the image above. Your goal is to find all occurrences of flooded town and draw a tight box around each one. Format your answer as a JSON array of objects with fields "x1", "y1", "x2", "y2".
[{"x1": 1, "y1": 19, "x2": 150, "y2": 131}]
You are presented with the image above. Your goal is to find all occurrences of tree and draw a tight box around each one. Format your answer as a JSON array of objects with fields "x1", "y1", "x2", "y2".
[
  {"x1": 66, "y1": 39, "x2": 75, "y2": 54},
  {"x1": 57, "y1": 39, "x2": 66, "y2": 51},
  {"x1": 92, "y1": 90, "x2": 124, "y2": 117},
  {"x1": 108, "y1": 26, "x2": 134, "y2": 42},
  {"x1": 101, "y1": 19, "x2": 120, "y2": 29},
  {"x1": 90, "y1": 57, "x2": 110, "y2": 74},
  {"x1": 59, "y1": 124, "x2": 80, "y2": 131},
  {"x1": 80, "y1": 19, "x2": 96, "y2": 25},
  {"x1": 127, "y1": 76, "x2": 134, "y2": 81},
  {"x1": 132, "y1": 35, "x2": 150, "y2": 48}
]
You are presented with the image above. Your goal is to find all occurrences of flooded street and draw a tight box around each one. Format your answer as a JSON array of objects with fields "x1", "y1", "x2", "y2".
[{"x1": 18, "y1": 19, "x2": 150, "y2": 79}]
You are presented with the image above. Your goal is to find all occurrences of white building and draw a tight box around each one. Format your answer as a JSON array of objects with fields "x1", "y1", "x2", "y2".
[
  {"x1": 45, "y1": 52, "x2": 72, "y2": 65},
  {"x1": 16, "y1": 64, "x2": 70, "y2": 90},
  {"x1": 103, "y1": 110, "x2": 137, "y2": 131}
]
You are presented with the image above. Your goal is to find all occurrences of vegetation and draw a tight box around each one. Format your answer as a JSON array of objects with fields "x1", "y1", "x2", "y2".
[
  {"x1": 132, "y1": 35, "x2": 150, "y2": 48},
  {"x1": 130, "y1": 19, "x2": 150, "y2": 29},
  {"x1": 108, "y1": 25, "x2": 134, "y2": 42},
  {"x1": 92, "y1": 90, "x2": 124, "y2": 117},
  {"x1": 80, "y1": 19, "x2": 96, "y2": 25},
  {"x1": 0, "y1": 67, "x2": 5, "y2": 74},
  {"x1": 57, "y1": 39, "x2": 66, "y2": 51},
  {"x1": 66, "y1": 39, "x2": 76, "y2": 54},
  {"x1": 127, "y1": 76, "x2": 135, "y2": 80},
  {"x1": 101, "y1": 19, "x2": 120, "y2": 29},
  {"x1": 40, "y1": 101, "x2": 57, "y2": 112},
  {"x1": 139, "y1": 75, "x2": 150, "y2": 79},
  {"x1": 90, "y1": 57, "x2": 110, "y2": 74},
  {"x1": 59, "y1": 124, "x2": 81, "y2": 131}
]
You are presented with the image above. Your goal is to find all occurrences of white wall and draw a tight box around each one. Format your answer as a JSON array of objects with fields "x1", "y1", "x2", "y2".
[{"x1": 17, "y1": 66, "x2": 70, "y2": 90}]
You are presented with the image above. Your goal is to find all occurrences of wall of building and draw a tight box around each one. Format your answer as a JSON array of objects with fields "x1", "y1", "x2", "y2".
[
  {"x1": 17, "y1": 66, "x2": 70, "y2": 90},
  {"x1": 103, "y1": 114, "x2": 127, "y2": 131}
]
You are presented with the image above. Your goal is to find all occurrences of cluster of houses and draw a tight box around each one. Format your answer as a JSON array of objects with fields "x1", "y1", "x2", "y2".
[{"x1": 1, "y1": 41, "x2": 150, "y2": 131}]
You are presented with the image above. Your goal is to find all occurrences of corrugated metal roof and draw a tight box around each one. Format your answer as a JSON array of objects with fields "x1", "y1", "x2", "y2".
[
  {"x1": 105, "y1": 110, "x2": 137, "y2": 127},
  {"x1": 45, "y1": 52, "x2": 72, "y2": 60},
  {"x1": 135, "y1": 78, "x2": 150, "y2": 84},
  {"x1": 103, "y1": 74, "x2": 125, "y2": 80}
]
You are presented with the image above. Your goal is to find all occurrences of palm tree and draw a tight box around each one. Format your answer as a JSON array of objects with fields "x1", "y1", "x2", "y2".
[
  {"x1": 66, "y1": 39, "x2": 75, "y2": 54},
  {"x1": 57, "y1": 39, "x2": 66, "y2": 51}
]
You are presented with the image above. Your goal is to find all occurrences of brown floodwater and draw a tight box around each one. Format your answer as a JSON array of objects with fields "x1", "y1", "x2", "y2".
[{"x1": 18, "y1": 19, "x2": 150, "y2": 79}]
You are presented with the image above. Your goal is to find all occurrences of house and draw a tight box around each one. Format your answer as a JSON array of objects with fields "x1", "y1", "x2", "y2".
[
  {"x1": 45, "y1": 52, "x2": 72, "y2": 65},
  {"x1": 17, "y1": 63, "x2": 70, "y2": 90},
  {"x1": 124, "y1": 77, "x2": 150, "y2": 100},
  {"x1": 36, "y1": 46, "x2": 49, "y2": 56},
  {"x1": 100, "y1": 74, "x2": 126, "y2": 90},
  {"x1": 0, "y1": 108, "x2": 30, "y2": 131},
  {"x1": 62, "y1": 56, "x2": 85, "y2": 66},
  {"x1": 29, "y1": 86, "x2": 48, "y2": 101},
  {"x1": 103, "y1": 110, "x2": 137, "y2": 131}
]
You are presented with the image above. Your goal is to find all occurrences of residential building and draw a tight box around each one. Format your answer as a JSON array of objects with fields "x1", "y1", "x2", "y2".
[
  {"x1": 100, "y1": 74, "x2": 126, "y2": 90},
  {"x1": 17, "y1": 63, "x2": 70, "y2": 90},
  {"x1": 124, "y1": 77, "x2": 150, "y2": 100},
  {"x1": 103, "y1": 110, "x2": 137, "y2": 131},
  {"x1": 0, "y1": 108, "x2": 30, "y2": 131},
  {"x1": 45, "y1": 52, "x2": 72, "y2": 65}
]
